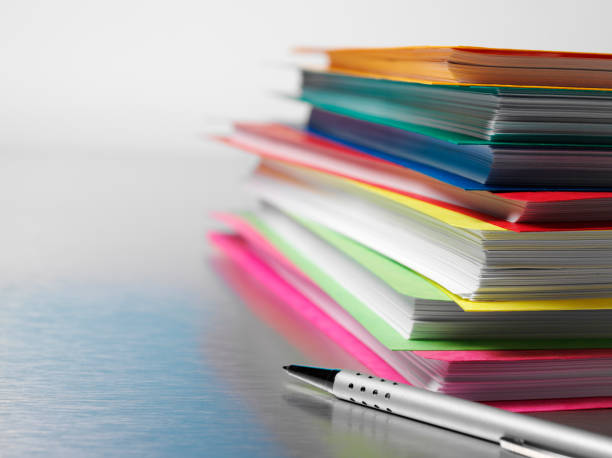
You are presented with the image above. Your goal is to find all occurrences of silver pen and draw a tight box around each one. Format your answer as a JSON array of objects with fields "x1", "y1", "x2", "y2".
[{"x1": 283, "y1": 364, "x2": 612, "y2": 458}]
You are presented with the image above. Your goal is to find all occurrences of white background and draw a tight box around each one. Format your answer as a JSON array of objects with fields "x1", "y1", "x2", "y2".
[
  {"x1": 2, "y1": 0, "x2": 611, "y2": 158},
  {"x1": 2, "y1": 0, "x2": 612, "y2": 284}
]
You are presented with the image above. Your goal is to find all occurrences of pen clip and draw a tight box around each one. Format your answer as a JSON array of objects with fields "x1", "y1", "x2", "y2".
[{"x1": 500, "y1": 437, "x2": 574, "y2": 458}]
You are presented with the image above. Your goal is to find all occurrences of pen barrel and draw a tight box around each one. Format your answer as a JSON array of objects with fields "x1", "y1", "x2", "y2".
[{"x1": 334, "y1": 371, "x2": 612, "y2": 458}]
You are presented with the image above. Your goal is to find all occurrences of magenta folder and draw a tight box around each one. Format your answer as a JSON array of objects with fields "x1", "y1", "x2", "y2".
[{"x1": 209, "y1": 220, "x2": 612, "y2": 412}]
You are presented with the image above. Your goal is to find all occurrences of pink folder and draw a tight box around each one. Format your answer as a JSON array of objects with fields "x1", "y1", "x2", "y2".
[
  {"x1": 220, "y1": 123, "x2": 612, "y2": 230},
  {"x1": 210, "y1": 219, "x2": 612, "y2": 412}
]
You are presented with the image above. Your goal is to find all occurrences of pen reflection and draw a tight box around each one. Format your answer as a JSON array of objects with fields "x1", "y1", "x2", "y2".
[
  {"x1": 283, "y1": 383, "x2": 501, "y2": 458},
  {"x1": 208, "y1": 253, "x2": 501, "y2": 458}
]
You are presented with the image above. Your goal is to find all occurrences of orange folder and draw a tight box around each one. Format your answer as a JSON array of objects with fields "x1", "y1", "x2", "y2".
[{"x1": 309, "y1": 46, "x2": 612, "y2": 90}]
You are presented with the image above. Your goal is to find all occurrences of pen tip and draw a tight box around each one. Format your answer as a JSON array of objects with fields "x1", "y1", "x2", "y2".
[{"x1": 282, "y1": 365, "x2": 289, "y2": 370}]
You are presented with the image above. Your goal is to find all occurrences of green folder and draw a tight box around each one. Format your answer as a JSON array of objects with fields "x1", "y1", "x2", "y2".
[
  {"x1": 300, "y1": 69, "x2": 612, "y2": 146},
  {"x1": 242, "y1": 213, "x2": 612, "y2": 350}
]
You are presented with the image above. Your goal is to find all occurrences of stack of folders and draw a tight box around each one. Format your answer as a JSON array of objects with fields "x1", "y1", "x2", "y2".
[{"x1": 210, "y1": 46, "x2": 612, "y2": 413}]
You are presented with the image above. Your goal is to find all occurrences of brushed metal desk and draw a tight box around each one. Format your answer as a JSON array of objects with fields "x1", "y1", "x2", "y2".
[{"x1": 2, "y1": 153, "x2": 611, "y2": 457}]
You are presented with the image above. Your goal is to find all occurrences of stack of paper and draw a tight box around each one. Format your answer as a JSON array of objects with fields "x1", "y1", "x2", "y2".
[
  {"x1": 211, "y1": 46, "x2": 612, "y2": 412},
  {"x1": 226, "y1": 122, "x2": 612, "y2": 222}
]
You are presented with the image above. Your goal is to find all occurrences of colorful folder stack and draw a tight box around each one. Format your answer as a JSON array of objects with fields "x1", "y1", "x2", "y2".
[{"x1": 210, "y1": 46, "x2": 612, "y2": 412}]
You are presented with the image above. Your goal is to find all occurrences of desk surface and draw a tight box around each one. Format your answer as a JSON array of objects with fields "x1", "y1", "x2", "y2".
[{"x1": 3, "y1": 153, "x2": 612, "y2": 457}]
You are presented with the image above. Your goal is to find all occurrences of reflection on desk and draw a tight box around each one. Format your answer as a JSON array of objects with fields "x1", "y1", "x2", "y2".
[
  {"x1": 284, "y1": 384, "x2": 500, "y2": 458},
  {"x1": 211, "y1": 251, "x2": 612, "y2": 456},
  {"x1": 212, "y1": 255, "x2": 501, "y2": 457}
]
